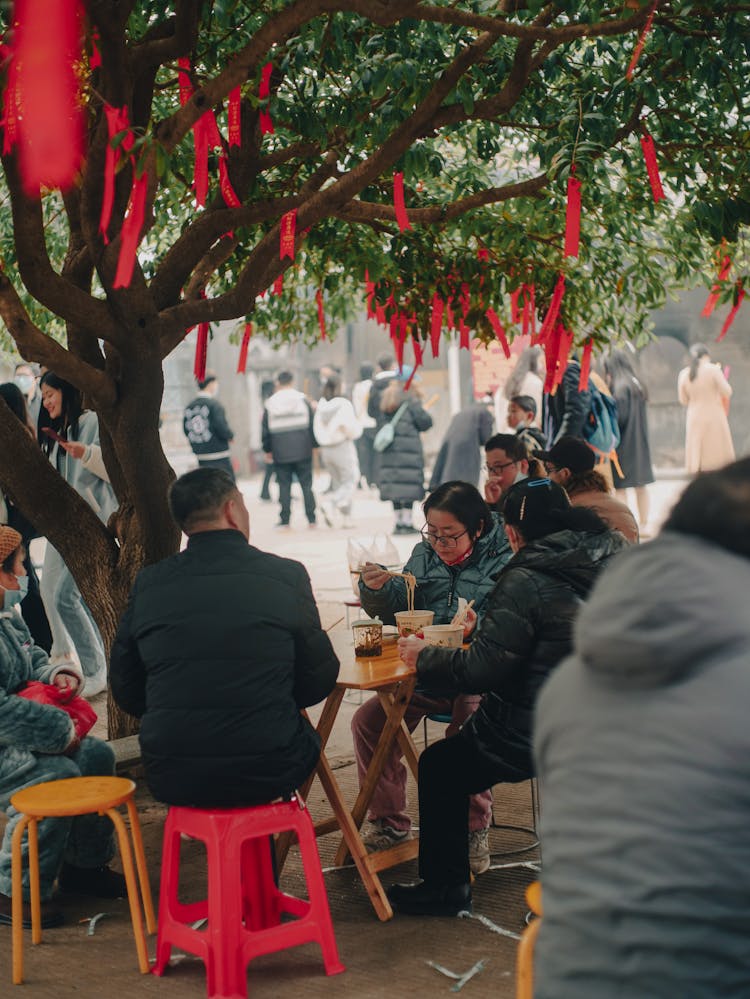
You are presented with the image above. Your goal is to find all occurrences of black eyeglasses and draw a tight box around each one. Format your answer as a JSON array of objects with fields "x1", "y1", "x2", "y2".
[
  {"x1": 543, "y1": 462, "x2": 559, "y2": 474},
  {"x1": 420, "y1": 526, "x2": 470, "y2": 550},
  {"x1": 485, "y1": 460, "x2": 517, "y2": 476}
]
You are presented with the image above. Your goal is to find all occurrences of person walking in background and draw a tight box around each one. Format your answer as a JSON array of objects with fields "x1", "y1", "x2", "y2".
[
  {"x1": 604, "y1": 350, "x2": 654, "y2": 530},
  {"x1": 376, "y1": 372, "x2": 433, "y2": 534},
  {"x1": 677, "y1": 343, "x2": 734, "y2": 473},
  {"x1": 183, "y1": 371, "x2": 235, "y2": 481},
  {"x1": 506, "y1": 394, "x2": 546, "y2": 454},
  {"x1": 13, "y1": 361, "x2": 41, "y2": 427},
  {"x1": 262, "y1": 370, "x2": 317, "y2": 530},
  {"x1": 503, "y1": 346, "x2": 543, "y2": 426},
  {"x1": 313, "y1": 375, "x2": 361, "y2": 529},
  {"x1": 351, "y1": 362, "x2": 377, "y2": 488},
  {"x1": 429, "y1": 398, "x2": 494, "y2": 491},
  {"x1": 258, "y1": 379, "x2": 276, "y2": 502},
  {"x1": 368, "y1": 353, "x2": 398, "y2": 490}
]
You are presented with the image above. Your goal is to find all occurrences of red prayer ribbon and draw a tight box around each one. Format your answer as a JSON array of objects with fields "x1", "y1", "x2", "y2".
[
  {"x1": 218, "y1": 156, "x2": 241, "y2": 208},
  {"x1": 640, "y1": 131, "x2": 665, "y2": 203},
  {"x1": 279, "y1": 209, "x2": 297, "y2": 260},
  {"x1": 539, "y1": 273, "x2": 566, "y2": 343},
  {"x1": 178, "y1": 58, "x2": 222, "y2": 206},
  {"x1": 564, "y1": 168, "x2": 582, "y2": 258},
  {"x1": 112, "y1": 172, "x2": 148, "y2": 288},
  {"x1": 100, "y1": 105, "x2": 134, "y2": 243},
  {"x1": 486, "y1": 308, "x2": 511, "y2": 359},
  {"x1": 393, "y1": 172, "x2": 412, "y2": 232},
  {"x1": 258, "y1": 62, "x2": 275, "y2": 135},
  {"x1": 578, "y1": 339, "x2": 593, "y2": 391},
  {"x1": 554, "y1": 326, "x2": 575, "y2": 390},
  {"x1": 509, "y1": 288, "x2": 521, "y2": 325},
  {"x1": 626, "y1": 1, "x2": 659, "y2": 81},
  {"x1": 2, "y1": 53, "x2": 20, "y2": 155},
  {"x1": 459, "y1": 319, "x2": 471, "y2": 350},
  {"x1": 716, "y1": 285, "x2": 745, "y2": 342},
  {"x1": 193, "y1": 323, "x2": 209, "y2": 382},
  {"x1": 272, "y1": 273, "x2": 284, "y2": 296},
  {"x1": 430, "y1": 294, "x2": 444, "y2": 358},
  {"x1": 237, "y1": 322, "x2": 252, "y2": 373},
  {"x1": 228, "y1": 87, "x2": 241, "y2": 147},
  {"x1": 543, "y1": 323, "x2": 563, "y2": 394},
  {"x1": 316, "y1": 289, "x2": 327, "y2": 340},
  {"x1": 89, "y1": 28, "x2": 101, "y2": 70},
  {"x1": 701, "y1": 253, "x2": 732, "y2": 317},
  {"x1": 15, "y1": 0, "x2": 84, "y2": 194},
  {"x1": 178, "y1": 57, "x2": 192, "y2": 106}
]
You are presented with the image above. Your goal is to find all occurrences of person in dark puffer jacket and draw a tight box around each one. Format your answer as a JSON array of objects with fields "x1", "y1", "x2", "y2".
[
  {"x1": 388, "y1": 477, "x2": 630, "y2": 917},
  {"x1": 110, "y1": 468, "x2": 339, "y2": 808}
]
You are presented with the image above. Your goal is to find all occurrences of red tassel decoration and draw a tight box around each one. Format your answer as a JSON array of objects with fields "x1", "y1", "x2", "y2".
[
  {"x1": 279, "y1": 209, "x2": 297, "y2": 260},
  {"x1": 228, "y1": 86, "x2": 241, "y2": 147},
  {"x1": 15, "y1": 0, "x2": 84, "y2": 194},
  {"x1": 411, "y1": 334, "x2": 424, "y2": 369},
  {"x1": 193, "y1": 323, "x2": 209, "y2": 382},
  {"x1": 430, "y1": 294, "x2": 443, "y2": 358},
  {"x1": 626, "y1": 1, "x2": 659, "y2": 81},
  {"x1": 218, "y1": 155, "x2": 240, "y2": 208},
  {"x1": 100, "y1": 105, "x2": 134, "y2": 243},
  {"x1": 459, "y1": 319, "x2": 471, "y2": 350},
  {"x1": 316, "y1": 289, "x2": 327, "y2": 340},
  {"x1": 640, "y1": 131, "x2": 665, "y2": 203},
  {"x1": 375, "y1": 303, "x2": 386, "y2": 326},
  {"x1": 112, "y1": 172, "x2": 148, "y2": 288},
  {"x1": 258, "y1": 62, "x2": 275, "y2": 135},
  {"x1": 701, "y1": 252, "x2": 732, "y2": 317},
  {"x1": 716, "y1": 285, "x2": 745, "y2": 342},
  {"x1": 486, "y1": 308, "x2": 511, "y2": 359},
  {"x1": 564, "y1": 166, "x2": 582, "y2": 258},
  {"x1": 272, "y1": 274, "x2": 284, "y2": 296},
  {"x1": 237, "y1": 322, "x2": 252, "y2": 373},
  {"x1": 539, "y1": 273, "x2": 566, "y2": 342},
  {"x1": 578, "y1": 339, "x2": 593, "y2": 390},
  {"x1": 393, "y1": 172, "x2": 412, "y2": 232}
]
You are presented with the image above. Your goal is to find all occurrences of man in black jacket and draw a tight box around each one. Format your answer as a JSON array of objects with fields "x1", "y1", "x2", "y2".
[
  {"x1": 542, "y1": 358, "x2": 591, "y2": 446},
  {"x1": 110, "y1": 468, "x2": 339, "y2": 808},
  {"x1": 183, "y1": 372, "x2": 235, "y2": 481}
]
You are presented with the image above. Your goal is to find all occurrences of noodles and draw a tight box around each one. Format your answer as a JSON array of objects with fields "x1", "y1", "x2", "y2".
[{"x1": 402, "y1": 571, "x2": 417, "y2": 612}]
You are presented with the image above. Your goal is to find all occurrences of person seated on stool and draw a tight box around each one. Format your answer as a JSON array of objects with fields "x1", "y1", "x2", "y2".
[
  {"x1": 355, "y1": 481, "x2": 511, "y2": 874},
  {"x1": 388, "y1": 478, "x2": 629, "y2": 917},
  {"x1": 0, "y1": 526, "x2": 125, "y2": 930},
  {"x1": 110, "y1": 468, "x2": 339, "y2": 809}
]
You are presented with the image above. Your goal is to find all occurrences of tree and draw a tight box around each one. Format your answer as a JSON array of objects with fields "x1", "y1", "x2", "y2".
[{"x1": 0, "y1": 1, "x2": 747, "y2": 735}]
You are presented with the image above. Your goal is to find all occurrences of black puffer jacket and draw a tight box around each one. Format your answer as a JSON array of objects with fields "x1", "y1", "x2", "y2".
[
  {"x1": 110, "y1": 530, "x2": 339, "y2": 807},
  {"x1": 416, "y1": 527, "x2": 628, "y2": 776},
  {"x1": 377, "y1": 397, "x2": 433, "y2": 503}
]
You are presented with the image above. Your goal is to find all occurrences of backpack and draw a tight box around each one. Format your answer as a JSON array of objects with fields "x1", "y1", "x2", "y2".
[{"x1": 582, "y1": 383, "x2": 621, "y2": 459}]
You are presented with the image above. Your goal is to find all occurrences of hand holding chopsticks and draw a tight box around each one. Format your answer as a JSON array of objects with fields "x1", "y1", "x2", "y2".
[{"x1": 450, "y1": 599, "x2": 475, "y2": 629}]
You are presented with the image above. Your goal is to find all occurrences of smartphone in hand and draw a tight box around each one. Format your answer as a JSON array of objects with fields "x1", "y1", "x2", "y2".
[{"x1": 42, "y1": 427, "x2": 67, "y2": 444}]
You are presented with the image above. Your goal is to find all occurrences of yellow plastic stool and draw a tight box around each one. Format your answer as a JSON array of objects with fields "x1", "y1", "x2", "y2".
[
  {"x1": 10, "y1": 776, "x2": 157, "y2": 985},
  {"x1": 515, "y1": 881, "x2": 543, "y2": 999}
]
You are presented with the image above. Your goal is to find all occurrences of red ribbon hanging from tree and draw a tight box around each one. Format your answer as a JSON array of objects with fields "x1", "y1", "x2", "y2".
[
  {"x1": 564, "y1": 165, "x2": 582, "y2": 258},
  {"x1": 393, "y1": 172, "x2": 412, "y2": 232},
  {"x1": 279, "y1": 209, "x2": 297, "y2": 259},
  {"x1": 178, "y1": 57, "x2": 192, "y2": 106},
  {"x1": 272, "y1": 273, "x2": 284, "y2": 296},
  {"x1": 100, "y1": 105, "x2": 134, "y2": 243},
  {"x1": 640, "y1": 130, "x2": 665, "y2": 203},
  {"x1": 193, "y1": 323, "x2": 209, "y2": 382},
  {"x1": 486, "y1": 308, "x2": 511, "y2": 358},
  {"x1": 112, "y1": 172, "x2": 148, "y2": 288},
  {"x1": 258, "y1": 62, "x2": 275, "y2": 135},
  {"x1": 458, "y1": 319, "x2": 471, "y2": 350},
  {"x1": 430, "y1": 294, "x2": 444, "y2": 358},
  {"x1": 554, "y1": 326, "x2": 575, "y2": 390},
  {"x1": 237, "y1": 322, "x2": 252, "y2": 373},
  {"x1": 2, "y1": 51, "x2": 20, "y2": 155},
  {"x1": 522, "y1": 284, "x2": 535, "y2": 336},
  {"x1": 404, "y1": 338, "x2": 422, "y2": 392},
  {"x1": 626, "y1": 1, "x2": 659, "y2": 81},
  {"x1": 543, "y1": 322, "x2": 563, "y2": 394},
  {"x1": 509, "y1": 288, "x2": 522, "y2": 325},
  {"x1": 578, "y1": 339, "x2": 593, "y2": 390},
  {"x1": 178, "y1": 57, "x2": 222, "y2": 206},
  {"x1": 15, "y1": 0, "x2": 84, "y2": 194},
  {"x1": 365, "y1": 272, "x2": 376, "y2": 319},
  {"x1": 218, "y1": 155, "x2": 240, "y2": 208},
  {"x1": 89, "y1": 27, "x2": 101, "y2": 70},
  {"x1": 392, "y1": 316, "x2": 405, "y2": 371},
  {"x1": 701, "y1": 251, "x2": 732, "y2": 317},
  {"x1": 716, "y1": 284, "x2": 745, "y2": 342},
  {"x1": 316, "y1": 289, "x2": 327, "y2": 340},
  {"x1": 538, "y1": 273, "x2": 566, "y2": 344},
  {"x1": 228, "y1": 86, "x2": 241, "y2": 147}
]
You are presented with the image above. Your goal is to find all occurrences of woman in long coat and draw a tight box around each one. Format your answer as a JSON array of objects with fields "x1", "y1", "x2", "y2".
[
  {"x1": 378, "y1": 379, "x2": 433, "y2": 534},
  {"x1": 604, "y1": 350, "x2": 654, "y2": 529},
  {"x1": 677, "y1": 343, "x2": 734, "y2": 473}
]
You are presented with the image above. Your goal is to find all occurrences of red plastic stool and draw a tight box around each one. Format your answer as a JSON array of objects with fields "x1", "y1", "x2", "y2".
[{"x1": 152, "y1": 794, "x2": 345, "y2": 998}]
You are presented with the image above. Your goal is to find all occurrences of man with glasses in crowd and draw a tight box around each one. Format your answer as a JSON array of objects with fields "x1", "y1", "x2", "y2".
[{"x1": 483, "y1": 433, "x2": 530, "y2": 511}]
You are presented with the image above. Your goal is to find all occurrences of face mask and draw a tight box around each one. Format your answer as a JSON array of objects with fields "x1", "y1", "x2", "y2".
[
  {"x1": 3, "y1": 576, "x2": 28, "y2": 611},
  {"x1": 14, "y1": 375, "x2": 33, "y2": 395}
]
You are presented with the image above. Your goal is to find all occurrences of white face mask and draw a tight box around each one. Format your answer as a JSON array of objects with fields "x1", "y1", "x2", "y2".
[
  {"x1": 14, "y1": 375, "x2": 34, "y2": 395},
  {"x1": 3, "y1": 576, "x2": 28, "y2": 610}
]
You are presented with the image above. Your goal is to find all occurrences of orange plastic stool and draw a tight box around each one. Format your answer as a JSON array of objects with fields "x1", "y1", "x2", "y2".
[
  {"x1": 152, "y1": 794, "x2": 344, "y2": 998},
  {"x1": 10, "y1": 776, "x2": 156, "y2": 985},
  {"x1": 515, "y1": 881, "x2": 543, "y2": 999}
]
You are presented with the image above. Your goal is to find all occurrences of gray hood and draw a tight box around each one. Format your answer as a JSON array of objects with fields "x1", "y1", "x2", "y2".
[{"x1": 576, "y1": 531, "x2": 750, "y2": 688}]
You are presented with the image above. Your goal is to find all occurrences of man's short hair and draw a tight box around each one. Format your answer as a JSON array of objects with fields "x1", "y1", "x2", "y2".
[
  {"x1": 484, "y1": 433, "x2": 528, "y2": 463},
  {"x1": 196, "y1": 372, "x2": 217, "y2": 391},
  {"x1": 376, "y1": 354, "x2": 395, "y2": 372},
  {"x1": 276, "y1": 370, "x2": 294, "y2": 386},
  {"x1": 169, "y1": 468, "x2": 237, "y2": 533},
  {"x1": 510, "y1": 394, "x2": 537, "y2": 418}
]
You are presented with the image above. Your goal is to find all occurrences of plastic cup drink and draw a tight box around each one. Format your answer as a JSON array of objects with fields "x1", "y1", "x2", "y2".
[{"x1": 353, "y1": 619, "x2": 383, "y2": 657}]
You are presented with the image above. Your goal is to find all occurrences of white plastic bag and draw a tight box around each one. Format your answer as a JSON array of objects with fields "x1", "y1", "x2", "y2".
[{"x1": 347, "y1": 534, "x2": 401, "y2": 595}]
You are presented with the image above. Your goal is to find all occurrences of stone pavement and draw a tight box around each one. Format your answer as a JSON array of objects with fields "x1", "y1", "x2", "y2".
[{"x1": 0, "y1": 469, "x2": 689, "y2": 998}]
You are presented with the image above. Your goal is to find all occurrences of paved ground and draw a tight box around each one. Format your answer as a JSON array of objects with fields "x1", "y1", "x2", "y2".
[{"x1": 1, "y1": 469, "x2": 689, "y2": 997}]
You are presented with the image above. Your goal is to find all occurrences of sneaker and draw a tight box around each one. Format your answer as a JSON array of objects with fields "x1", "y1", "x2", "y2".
[
  {"x1": 58, "y1": 863, "x2": 127, "y2": 899},
  {"x1": 361, "y1": 819, "x2": 409, "y2": 852},
  {"x1": 0, "y1": 891, "x2": 64, "y2": 929},
  {"x1": 468, "y1": 828, "x2": 491, "y2": 875},
  {"x1": 274, "y1": 522, "x2": 291, "y2": 531}
]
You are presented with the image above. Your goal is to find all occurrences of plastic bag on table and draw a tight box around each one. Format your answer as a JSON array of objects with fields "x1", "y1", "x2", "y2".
[{"x1": 347, "y1": 534, "x2": 401, "y2": 596}]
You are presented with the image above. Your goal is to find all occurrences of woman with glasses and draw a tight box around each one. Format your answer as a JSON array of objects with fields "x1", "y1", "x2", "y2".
[
  {"x1": 388, "y1": 477, "x2": 628, "y2": 917},
  {"x1": 354, "y1": 480, "x2": 512, "y2": 870}
]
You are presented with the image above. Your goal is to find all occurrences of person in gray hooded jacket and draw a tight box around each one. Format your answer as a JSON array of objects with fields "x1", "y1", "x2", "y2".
[{"x1": 534, "y1": 456, "x2": 750, "y2": 999}]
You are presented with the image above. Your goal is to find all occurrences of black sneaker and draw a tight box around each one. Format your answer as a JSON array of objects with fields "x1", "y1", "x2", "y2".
[
  {"x1": 0, "y1": 891, "x2": 64, "y2": 929},
  {"x1": 58, "y1": 863, "x2": 127, "y2": 899},
  {"x1": 387, "y1": 880, "x2": 472, "y2": 917}
]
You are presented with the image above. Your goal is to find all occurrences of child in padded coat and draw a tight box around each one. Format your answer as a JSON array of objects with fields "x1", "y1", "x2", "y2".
[{"x1": 0, "y1": 527, "x2": 125, "y2": 929}]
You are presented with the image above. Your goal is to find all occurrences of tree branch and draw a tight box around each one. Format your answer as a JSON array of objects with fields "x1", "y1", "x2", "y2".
[{"x1": 411, "y1": 3, "x2": 652, "y2": 41}]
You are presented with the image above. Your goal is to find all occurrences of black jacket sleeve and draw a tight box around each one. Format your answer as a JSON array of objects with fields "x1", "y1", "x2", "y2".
[
  {"x1": 110, "y1": 587, "x2": 147, "y2": 718},
  {"x1": 291, "y1": 564, "x2": 340, "y2": 707},
  {"x1": 211, "y1": 400, "x2": 234, "y2": 443},
  {"x1": 261, "y1": 408, "x2": 270, "y2": 453},
  {"x1": 555, "y1": 365, "x2": 591, "y2": 441}
]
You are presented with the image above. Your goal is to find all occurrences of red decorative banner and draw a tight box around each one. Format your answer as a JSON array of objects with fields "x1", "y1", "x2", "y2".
[
  {"x1": 193, "y1": 322, "x2": 209, "y2": 382},
  {"x1": 411, "y1": 334, "x2": 424, "y2": 369},
  {"x1": 279, "y1": 209, "x2": 297, "y2": 259},
  {"x1": 554, "y1": 326, "x2": 575, "y2": 390},
  {"x1": 112, "y1": 172, "x2": 148, "y2": 288},
  {"x1": 178, "y1": 57, "x2": 192, "y2": 106},
  {"x1": 2, "y1": 53, "x2": 20, "y2": 155},
  {"x1": 272, "y1": 273, "x2": 284, "y2": 296},
  {"x1": 430, "y1": 294, "x2": 444, "y2": 358},
  {"x1": 15, "y1": 0, "x2": 84, "y2": 194},
  {"x1": 218, "y1": 155, "x2": 240, "y2": 207},
  {"x1": 258, "y1": 62, "x2": 275, "y2": 135},
  {"x1": 486, "y1": 308, "x2": 511, "y2": 359},
  {"x1": 578, "y1": 338, "x2": 593, "y2": 390},
  {"x1": 393, "y1": 172, "x2": 412, "y2": 232},
  {"x1": 564, "y1": 167, "x2": 582, "y2": 258},
  {"x1": 538, "y1": 273, "x2": 566, "y2": 344},
  {"x1": 701, "y1": 252, "x2": 732, "y2": 317},
  {"x1": 100, "y1": 104, "x2": 134, "y2": 243},
  {"x1": 365, "y1": 272, "x2": 376, "y2": 319},
  {"x1": 228, "y1": 86, "x2": 241, "y2": 147},
  {"x1": 392, "y1": 319, "x2": 405, "y2": 371},
  {"x1": 459, "y1": 318, "x2": 471, "y2": 350},
  {"x1": 509, "y1": 287, "x2": 521, "y2": 325},
  {"x1": 522, "y1": 284, "x2": 536, "y2": 337},
  {"x1": 237, "y1": 322, "x2": 252, "y2": 373},
  {"x1": 89, "y1": 28, "x2": 102, "y2": 70},
  {"x1": 716, "y1": 285, "x2": 745, "y2": 342},
  {"x1": 640, "y1": 131, "x2": 665, "y2": 203},
  {"x1": 626, "y1": 1, "x2": 659, "y2": 81},
  {"x1": 316, "y1": 288, "x2": 327, "y2": 340},
  {"x1": 543, "y1": 322, "x2": 563, "y2": 394}
]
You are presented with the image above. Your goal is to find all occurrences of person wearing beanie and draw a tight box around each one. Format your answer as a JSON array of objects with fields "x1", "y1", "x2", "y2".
[
  {"x1": 0, "y1": 526, "x2": 126, "y2": 930},
  {"x1": 534, "y1": 436, "x2": 639, "y2": 543},
  {"x1": 183, "y1": 371, "x2": 236, "y2": 482}
]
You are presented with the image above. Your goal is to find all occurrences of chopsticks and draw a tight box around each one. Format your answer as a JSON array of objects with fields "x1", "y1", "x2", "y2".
[{"x1": 450, "y1": 599, "x2": 475, "y2": 628}]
